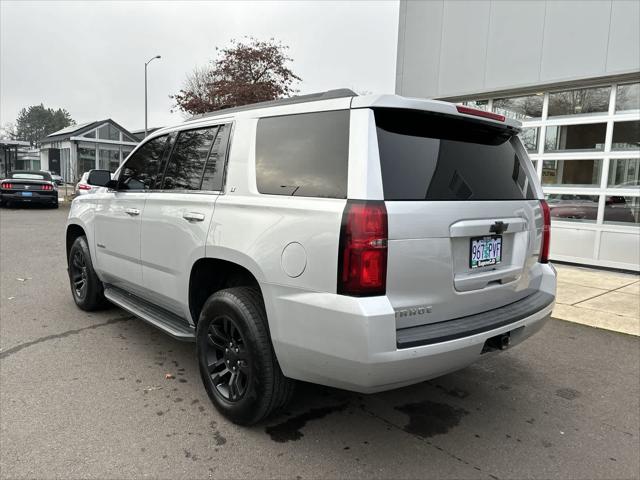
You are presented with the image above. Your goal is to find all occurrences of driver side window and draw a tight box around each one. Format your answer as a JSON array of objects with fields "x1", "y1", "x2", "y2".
[{"x1": 118, "y1": 135, "x2": 169, "y2": 190}]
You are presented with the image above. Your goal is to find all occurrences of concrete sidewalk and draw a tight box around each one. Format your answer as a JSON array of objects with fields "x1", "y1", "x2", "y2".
[{"x1": 552, "y1": 263, "x2": 639, "y2": 336}]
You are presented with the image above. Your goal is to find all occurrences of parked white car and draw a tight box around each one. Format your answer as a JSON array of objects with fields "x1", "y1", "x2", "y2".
[
  {"x1": 66, "y1": 90, "x2": 556, "y2": 425},
  {"x1": 75, "y1": 171, "x2": 113, "y2": 195}
]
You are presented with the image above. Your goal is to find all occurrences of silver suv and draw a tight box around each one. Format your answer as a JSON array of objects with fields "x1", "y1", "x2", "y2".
[{"x1": 66, "y1": 90, "x2": 556, "y2": 425}]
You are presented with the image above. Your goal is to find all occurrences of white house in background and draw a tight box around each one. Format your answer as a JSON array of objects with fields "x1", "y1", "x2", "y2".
[
  {"x1": 395, "y1": 0, "x2": 640, "y2": 271},
  {"x1": 39, "y1": 120, "x2": 138, "y2": 182}
]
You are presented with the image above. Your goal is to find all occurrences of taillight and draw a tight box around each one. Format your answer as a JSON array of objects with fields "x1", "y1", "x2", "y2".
[
  {"x1": 78, "y1": 184, "x2": 92, "y2": 190},
  {"x1": 539, "y1": 200, "x2": 551, "y2": 263},
  {"x1": 456, "y1": 105, "x2": 506, "y2": 122},
  {"x1": 2, "y1": 183, "x2": 12, "y2": 190},
  {"x1": 41, "y1": 184, "x2": 53, "y2": 191},
  {"x1": 337, "y1": 201, "x2": 388, "y2": 296}
]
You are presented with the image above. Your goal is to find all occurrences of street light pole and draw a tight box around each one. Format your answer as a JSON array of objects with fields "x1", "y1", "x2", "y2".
[{"x1": 144, "y1": 55, "x2": 161, "y2": 138}]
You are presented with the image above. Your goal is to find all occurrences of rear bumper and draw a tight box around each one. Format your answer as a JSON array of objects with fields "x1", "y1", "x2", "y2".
[
  {"x1": 1, "y1": 192, "x2": 58, "y2": 204},
  {"x1": 267, "y1": 264, "x2": 556, "y2": 393}
]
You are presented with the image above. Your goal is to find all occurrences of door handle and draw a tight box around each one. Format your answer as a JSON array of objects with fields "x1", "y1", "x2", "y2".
[
  {"x1": 125, "y1": 208, "x2": 140, "y2": 216},
  {"x1": 183, "y1": 212, "x2": 205, "y2": 222}
]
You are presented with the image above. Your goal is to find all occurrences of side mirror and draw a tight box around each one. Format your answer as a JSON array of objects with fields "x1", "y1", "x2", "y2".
[{"x1": 87, "y1": 169, "x2": 112, "y2": 187}]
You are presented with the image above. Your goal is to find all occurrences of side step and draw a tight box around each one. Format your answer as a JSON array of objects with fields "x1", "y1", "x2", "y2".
[{"x1": 104, "y1": 285, "x2": 196, "y2": 342}]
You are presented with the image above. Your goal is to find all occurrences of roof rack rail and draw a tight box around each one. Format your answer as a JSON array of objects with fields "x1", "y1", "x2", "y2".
[{"x1": 187, "y1": 88, "x2": 357, "y2": 121}]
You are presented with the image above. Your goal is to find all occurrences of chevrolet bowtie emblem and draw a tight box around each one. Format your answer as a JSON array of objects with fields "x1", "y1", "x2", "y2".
[{"x1": 490, "y1": 221, "x2": 509, "y2": 235}]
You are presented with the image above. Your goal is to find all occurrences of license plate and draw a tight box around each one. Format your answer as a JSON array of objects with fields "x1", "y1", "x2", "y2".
[
  {"x1": 21, "y1": 191, "x2": 33, "y2": 197},
  {"x1": 470, "y1": 235, "x2": 502, "y2": 268}
]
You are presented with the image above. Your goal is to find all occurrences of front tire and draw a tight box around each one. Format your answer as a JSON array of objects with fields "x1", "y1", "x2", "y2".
[
  {"x1": 68, "y1": 235, "x2": 108, "y2": 311},
  {"x1": 196, "y1": 287, "x2": 294, "y2": 425}
]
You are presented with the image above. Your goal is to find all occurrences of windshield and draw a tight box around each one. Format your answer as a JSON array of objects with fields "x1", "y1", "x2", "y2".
[
  {"x1": 374, "y1": 109, "x2": 536, "y2": 201},
  {"x1": 9, "y1": 172, "x2": 50, "y2": 180}
]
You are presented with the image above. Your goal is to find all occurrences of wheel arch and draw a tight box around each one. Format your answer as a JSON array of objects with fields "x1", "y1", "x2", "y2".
[
  {"x1": 66, "y1": 223, "x2": 87, "y2": 262},
  {"x1": 188, "y1": 252, "x2": 266, "y2": 327}
]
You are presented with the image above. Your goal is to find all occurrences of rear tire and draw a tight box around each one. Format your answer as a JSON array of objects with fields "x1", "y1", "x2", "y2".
[
  {"x1": 68, "y1": 235, "x2": 108, "y2": 311},
  {"x1": 196, "y1": 287, "x2": 294, "y2": 425}
]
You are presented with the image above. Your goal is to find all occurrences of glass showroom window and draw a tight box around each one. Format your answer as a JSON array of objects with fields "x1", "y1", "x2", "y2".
[
  {"x1": 616, "y1": 83, "x2": 640, "y2": 112},
  {"x1": 99, "y1": 148, "x2": 120, "y2": 172},
  {"x1": 604, "y1": 196, "x2": 640, "y2": 226},
  {"x1": 519, "y1": 127, "x2": 539, "y2": 153},
  {"x1": 542, "y1": 159, "x2": 602, "y2": 187},
  {"x1": 545, "y1": 123, "x2": 607, "y2": 152},
  {"x1": 611, "y1": 120, "x2": 640, "y2": 151},
  {"x1": 546, "y1": 194, "x2": 599, "y2": 223},
  {"x1": 78, "y1": 146, "x2": 96, "y2": 175},
  {"x1": 461, "y1": 99, "x2": 490, "y2": 111},
  {"x1": 98, "y1": 124, "x2": 120, "y2": 141},
  {"x1": 493, "y1": 94, "x2": 543, "y2": 120},
  {"x1": 548, "y1": 86, "x2": 610, "y2": 117},
  {"x1": 608, "y1": 159, "x2": 639, "y2": 188}
]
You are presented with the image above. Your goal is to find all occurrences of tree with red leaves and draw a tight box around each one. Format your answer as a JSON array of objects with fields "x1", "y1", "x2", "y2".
[{"x1": 172, "y1": 38, "x2": 301, "y2": 116}]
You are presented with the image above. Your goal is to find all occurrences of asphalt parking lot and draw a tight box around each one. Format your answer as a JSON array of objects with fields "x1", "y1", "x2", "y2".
[{"x1": 1, "y1": 205, "x2": 639, "y2": 480}]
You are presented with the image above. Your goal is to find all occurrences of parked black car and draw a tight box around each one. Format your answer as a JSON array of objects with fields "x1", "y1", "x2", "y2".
[{"x1": 0, "y1": 171, "x2": 58, "y2": 208}]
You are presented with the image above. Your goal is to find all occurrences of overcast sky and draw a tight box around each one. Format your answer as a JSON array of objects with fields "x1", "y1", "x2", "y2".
[{"x1": 1, "y1": 0, "x2": 399, "y2": 132}]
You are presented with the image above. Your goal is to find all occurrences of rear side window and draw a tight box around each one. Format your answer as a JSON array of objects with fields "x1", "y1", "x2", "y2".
[
  {"x1": 255, "y1": 110, "x2": 349, "y2": 198},
  {"x1": 162, "y1": 127, "x2": 217, "y2": 190},
  {"x1": 374, "y1": 109, "x2": 535, "y2": 201},
  {"x1": 119, "y1": 135, "x2": 168, "y2": 190}
]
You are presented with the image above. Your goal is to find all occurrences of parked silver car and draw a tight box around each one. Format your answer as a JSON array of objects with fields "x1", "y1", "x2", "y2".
[{"x1": 66, "y1": 90, "x2": 556, "y2": 425}]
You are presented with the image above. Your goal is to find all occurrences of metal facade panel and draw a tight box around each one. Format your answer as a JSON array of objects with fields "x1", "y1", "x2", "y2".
[
  {"x1": 606, "y1": 0, "x2": 640, "y2": 74},
  {"x1": 484, "y1": 1, "x2": 546, "y2": 89},
  {"x1": 550, "y1": 227, "x2": 597, "y2": 260},
  {"x1": 599, "y1": 231, "x2": 640, "y2": 266},
  {"x1": 540, "y1": 0, "x2": 611, "y2": 82},
  {"x1": 395, "y1": 0, "x2": 443, "y2": 97},
  {"x1": 396, "y1": 0, "x2": 640, "y2": 98},
  {"x1": 437, "y1": 0, "x2": 491, "y2": 96}
]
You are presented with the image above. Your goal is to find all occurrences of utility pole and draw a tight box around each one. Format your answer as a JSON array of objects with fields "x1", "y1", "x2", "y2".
[{"x1": 144, "y1": 55, "x2": 161, "y2": 137}]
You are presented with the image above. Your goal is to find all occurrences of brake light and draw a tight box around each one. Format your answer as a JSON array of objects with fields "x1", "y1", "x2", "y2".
[
  {"x1": 539, "y1": 200, "x2": 551, "y2": 263},
  {"x1": 456, "y1": 105, "x2": 506, "y2": 122},
  {"x1": 337, "y1": 201, "x2": 388, "y2": 296},
  {"x1": 41, "y1": 184, "x2": 53, "y2": 191},
  {"x1": 78, "y1": 184, "x2": 92, "y2": 190},
  {"x1": 2, "y1": 183, "x2": 12, "y2": 190}
]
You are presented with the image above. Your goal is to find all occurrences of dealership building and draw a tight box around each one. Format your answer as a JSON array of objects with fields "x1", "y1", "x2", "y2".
[
  {"x1": 39, "y1": 119, "x2": 138, "y2": 183},
  {"x1": 396, "y1": 0, "x2": 639, "y2": 271}
]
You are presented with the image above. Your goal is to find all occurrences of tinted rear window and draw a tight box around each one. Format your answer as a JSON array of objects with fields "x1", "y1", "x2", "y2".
[
  {"x1": 256, "y1": 110, "x2": 349, "y2": 198},
  {"x1": 10, "y1": 172, "x2": 49, "y2": 180},
  {"x1": 375, "y1": 109, "x2": 535, "y2": 201}
]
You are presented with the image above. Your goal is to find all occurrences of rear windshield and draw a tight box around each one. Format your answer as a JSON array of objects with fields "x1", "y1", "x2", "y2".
[
  {"x1": 374, "y1": 109, "x2": 535, "y2": 201},
  {"x1": 9, "y1": 172, "x2": 49, "y2": 180}
]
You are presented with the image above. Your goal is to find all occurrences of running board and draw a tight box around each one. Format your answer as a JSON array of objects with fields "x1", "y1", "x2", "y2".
[{"x1": 104, "y1": 286, "x2": 195, "y2": 342}]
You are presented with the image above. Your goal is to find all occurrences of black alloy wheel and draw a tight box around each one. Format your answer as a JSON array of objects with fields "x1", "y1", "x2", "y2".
[
  {"x1": 196, "y1": 287, "x2": 295, "y2": 425},
  {"x1": 67, "y1": 235, "x2": 108, "y2": 311},
  {"x1": 205, "y1": 316, "x2": 250, "y2": 402},
  {"x1": 70, "y1": 248, "x2": 88, "y2": 301}
]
